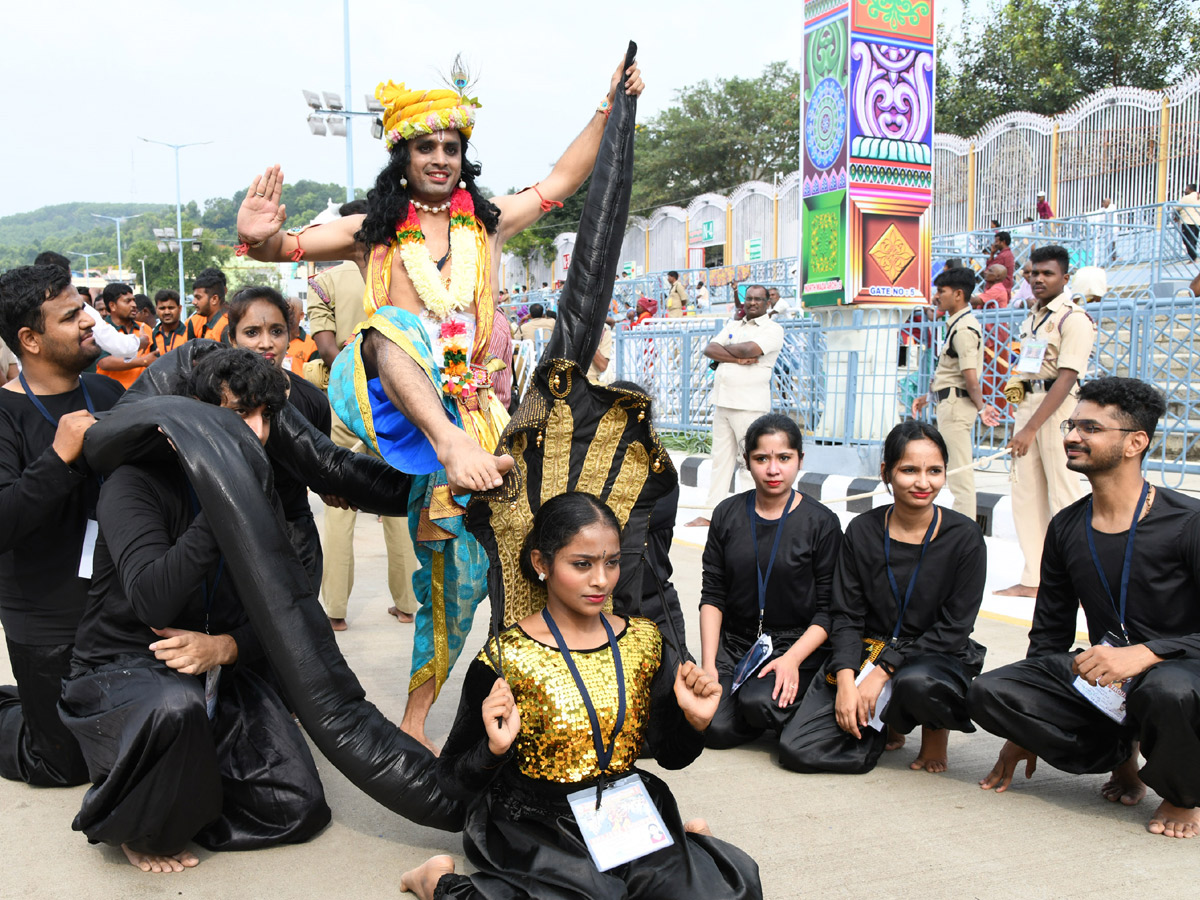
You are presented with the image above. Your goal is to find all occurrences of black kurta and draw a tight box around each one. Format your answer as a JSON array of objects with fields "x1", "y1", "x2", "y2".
[
  {"x1": 700, "y1": 490, "x2": 842, "y2": 749},
  {"x1": 970, "y1": 487, "x2": 1200, "y2": 807},
  {"x1": 60, "y1": 459, "x2": 330, "y2": 854},
  {"x1": 785, "y1": 505, "x2": 987, "y2": 774}
]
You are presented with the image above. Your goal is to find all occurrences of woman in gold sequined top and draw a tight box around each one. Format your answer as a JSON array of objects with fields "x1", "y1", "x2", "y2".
[{"x1": 401, "y1": 493, "x2": 763, "y2": 900}]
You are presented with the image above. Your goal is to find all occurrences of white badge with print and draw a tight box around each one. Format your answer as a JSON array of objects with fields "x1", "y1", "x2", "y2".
[
  {"x1": 567, "y1": 773, "x2": 673, "y2": 871},
  {"x1": 77, "y1": 519, "x2": 99, "y2": 579},
  {"x1": 856, "y1": 662, "x2": 893, "y2": 732},
  {"x1": 1016, "y1": 339, "x2": 1048, "y2": 374}
]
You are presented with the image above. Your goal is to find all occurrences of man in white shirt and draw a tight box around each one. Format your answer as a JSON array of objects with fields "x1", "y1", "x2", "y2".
[
  {"x1": 767, "y1": 287, "x2": 793, "y2": 319},
  {"x1": 695, "y1": 279, "x2": 710, "y2": 312},
  {"x1": 687, "y1": 285, "x2": 785, "y2": 525}
]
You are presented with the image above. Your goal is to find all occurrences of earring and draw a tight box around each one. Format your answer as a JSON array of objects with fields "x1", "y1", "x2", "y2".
[
  {"x1": 400, "y1": 177, "x2": 408, "y2": 188},
  {"x1": 458, "y1": 179, "x2": 466, "y2": 189},
  {"x1": 538, "y1": 571, "x2": 546, "y2": 582}
]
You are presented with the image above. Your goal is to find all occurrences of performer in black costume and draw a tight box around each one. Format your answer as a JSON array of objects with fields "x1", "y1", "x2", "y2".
[
  {"x1": 0, "y1": 265, "x2": 123, "y2": 787},
  {"x1": 700, "y1": 414, "x2": 842, "y2": 751},
  {"x1": 60, "y1": 349, "x2": 330, "y2": 872},
  {"x1": 971, "y1": 377, "x2": 1200, "y2": 839},
  {"x1": 401, "y1": 493, "x2": 761, "y2": 899},
  {"x1": 785, "y1": 422, "x2": 987, "y2": 774}
]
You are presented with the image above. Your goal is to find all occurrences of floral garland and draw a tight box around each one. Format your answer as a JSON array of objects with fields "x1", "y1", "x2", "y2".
[{"x1": 397, "y1": 187, "x2": 479, "y2": 321}]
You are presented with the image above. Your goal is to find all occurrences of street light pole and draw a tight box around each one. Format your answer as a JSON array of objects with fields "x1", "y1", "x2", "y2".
[
  {"x1": 139, "y1": 257, "x2": 149, "y2": 294},
  {"x1": 66, "y1": 250, "x2": 106, "y2": 278},
  {"x1": 140, "y1": 139, "x2": 212, "y2": 302},
  {"x1": 343, "y1": 0, "x2": 354, "y2": 203},
  {"x1": 91, "y1": 213, "x2": 143, "y2": 274}
]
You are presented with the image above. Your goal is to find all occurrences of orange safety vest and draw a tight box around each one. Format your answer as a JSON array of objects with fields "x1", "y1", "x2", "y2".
[
  {"x1": 152, "y1": 322, "x2": 187, "y2": 356},
  {"x1": 186, "y1": 308, "x2": 229, "y2": 343},
  {"x1": 100, "y1": 318, "x2": 154, "y2": 389},
  {"x1": 286, "y1": 333, "x2": 319, "y2": 373}
]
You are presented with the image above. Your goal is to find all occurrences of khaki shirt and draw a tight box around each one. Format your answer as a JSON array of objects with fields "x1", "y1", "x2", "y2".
[
  {"x1": 308, "y1": 261, "x2": 368, "y2": 349},
  {"x1": 0, "y1": 337, "x2": 16, "y2": 378},
  {"x1": 517, "y1": 317, "x2": 555, "y2": 342},
  {"x1": 931, "y1": 308, "x2": 982, "y2": 392},
  {"x1": 587, "y1": 326, "x2": 614, "y2": 383},
  {"x1": 711, "y1": 315, "x2": 785, "y2": 412},
  {"x1": 666, "y1": 281, "x2": 686, "y2": 317},
  {"x1": 1016, "y1": 291, "x2": 1096, "y2": 382}
]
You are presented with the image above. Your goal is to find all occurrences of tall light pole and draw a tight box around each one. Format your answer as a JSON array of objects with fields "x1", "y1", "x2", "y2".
[
  {"x1": 343, "y1": 0, "x2": 354, "y2": 203},
  {"x1": 66, "y1": 250, "x2": 106, "y2": 278},
  {"x1": 91, "y1": 212, "x2": 143, "y2": 274},
  {"x1": 139, "y1": 138, "x2": 212, "y2": 301},
  {"x1": 138, "y1": 257, "x2": 149, "y2": 294}
]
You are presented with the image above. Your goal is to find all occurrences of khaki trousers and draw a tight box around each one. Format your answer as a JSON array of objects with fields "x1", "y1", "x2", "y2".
[
  {"x1": 936, "y1": 394, "x2": 978, "y2": 523},
  {"x1": 1011, "y1": 390, "x2": 1088, "y2": 586},
  {"x1": 320, "y1": 410, "x2": 418, "y2": 619},
  {"x1": 706, "y1": 406, "x2": 763, "y2": 509}
]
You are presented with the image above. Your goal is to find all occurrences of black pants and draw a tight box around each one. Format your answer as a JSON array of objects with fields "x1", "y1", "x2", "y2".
[
  {"x1": 968, "y1": 653, "x2": 1200, "y2": 808},
  {"x1": 1183, "y1": 223, "x2": 1199, "y2": 263},
  {"x1": 60, "y1": 658, "x2": 330, "y2": 855},
  {"x1": 705, "y1": 632, "x2": 828, "y2": 751},
  {"x1": 0, "y1": 639, "x2": 89, "y2": 787},
  {"x1": 782, "y1": 651, "x2": 982, "y2": 774}
]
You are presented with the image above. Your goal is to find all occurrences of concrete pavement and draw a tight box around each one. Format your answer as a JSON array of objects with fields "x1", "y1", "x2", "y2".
[{"x1": 1, "y1": 500, "x2": 1198, "y2": 899}]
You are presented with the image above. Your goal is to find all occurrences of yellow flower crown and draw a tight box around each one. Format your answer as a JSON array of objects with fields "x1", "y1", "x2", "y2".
[{"x1": 375, "y1": 80, "x2": 480, "y2": 149}]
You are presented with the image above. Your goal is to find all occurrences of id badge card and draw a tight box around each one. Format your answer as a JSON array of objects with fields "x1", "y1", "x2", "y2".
[
  {"x1": 1071, "y1": 634, "x2": 1133, "y2": 724},
  {"x1": 205, "y1": 665, "x2": 222, "y2": 720},
  {"x1": 567, "y1": 774, "x2": 673, "y2": 871},
  {"x1": 731, "y1": 633, "x2": 773, "y2": 694},
  {"x1": 1016, "y1": 338, "x2": 1048, "y2": 374},
  {"x1": 77, "y1": 519, "x2": 99, "y2": 579}
]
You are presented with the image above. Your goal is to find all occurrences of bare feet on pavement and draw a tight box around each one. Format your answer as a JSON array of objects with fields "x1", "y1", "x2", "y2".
[
  {"x1": 400, "y1": 854, "x2": 456, "y2": 899},
  {"x1": 387, "y1": 606, "x2": 415, "y2": 623},
  {"x1": 1147, "y1": 800, "x2": 1199, "y2": 838},
  {"x1": 884, "y1": 727, "x2": 906, "y2": 752},
  {"x1": 684, "y1": 517, "x2": 711, "y2": 527},
  {"x1": 994, "y1": 583, "x2": 1038, "y2": 598},
  {"x1": 436, "y1": 430, "x2": 513, "y2": 494},
  {"x1": 328, "y1": 617, "x2": 348, "y2": 632},
  {"x1": 684, "y1": 818, "x2": 714, "y2": 836},
  {"x1": 1100, "y1": 754, "x2": 1146, "y2": 806},
  {"x1": 910, "y1": 726, "x2": 949, "y2": 773},
  {"x1": 121, "y1": 843, "x2": 199, "y2": 873}
]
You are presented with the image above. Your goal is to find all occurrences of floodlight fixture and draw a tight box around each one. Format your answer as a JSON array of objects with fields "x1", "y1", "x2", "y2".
[
  {"x1": 307, "y1": 114, "x2": 327, "y2": 136},
  {"x1": 162, "y1": 227, "x2": 176, "y2": 239},
  {"x1": 302, "y1": 89, "x2": 322, "y2": 109},
  {"x1": 328, "y1": 115, "x2": 347, "y2": 137},
  {"x1": 192, "y1": 241, "x2": 202, "y2": 252},
  {"x1": 365, "y1": 95, "x2": 384, "y2": 113},
  {"x1": 371, "y1": 117, "x2": 384, "y2": 140},
  {"x1": 156, "y1": 241, "x2": 169, "y2": 253},
  {"x1": 153, "y1": 228, "x2": 166, "y2": 239},
  {"x1": 192, "y1": 227, "x2": 204, "y2": 238},
  {"x1": 322, "y1": 92, "x2": 344, "y2": 110}
]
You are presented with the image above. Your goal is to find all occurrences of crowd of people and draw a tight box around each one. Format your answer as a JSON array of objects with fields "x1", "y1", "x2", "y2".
[{"x1": 1, "y1": 52, "x2": 1198, "y2": 900}]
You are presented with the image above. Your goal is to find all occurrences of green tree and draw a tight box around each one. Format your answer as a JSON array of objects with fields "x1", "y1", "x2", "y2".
[
  {"x1": 936, "y1": 0, "x2": 1200, "y2": 137},
  {"x1": 630, "y1": 62, "x2": 800, "y2": 210}
]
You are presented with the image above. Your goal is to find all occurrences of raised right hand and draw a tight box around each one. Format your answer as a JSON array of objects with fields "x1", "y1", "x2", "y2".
[
  {"x1": 52, "y1": 409, "x2": 97, "y2": 464},
  {"x1": 979, "y1": 740, "x2": 1038, "y2": 792},
  {"x1": 482, "y1": 677, "x2": 521, "y2": 756},
  {"x1": 237, "y1": 165, "x2": 288, "y2": 245},
  {"x1": 834, "y1": 678, "x2": 862, "y2": 739}
]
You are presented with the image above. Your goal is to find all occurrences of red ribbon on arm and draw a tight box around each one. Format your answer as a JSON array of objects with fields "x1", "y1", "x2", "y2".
[{"x1": 522, "y1": 183, "x2": 563, "y2": 212}]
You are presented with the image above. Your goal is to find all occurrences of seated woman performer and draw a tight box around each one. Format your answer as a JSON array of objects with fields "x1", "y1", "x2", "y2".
[
  {"x1": 400, "y1": 492, "x2": 762, "y2": 900},
  {"x1": 226, "y1": 286, "x2": 332, "y2": 591},
  {"x1": 784, "y1": 421, "x2": 987, "y2": 774},
  {"x1": 700, "y1": 413, "x2": 842, "y2": 752}
]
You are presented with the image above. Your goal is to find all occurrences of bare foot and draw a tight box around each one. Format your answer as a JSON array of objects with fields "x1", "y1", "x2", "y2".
[
  {"x1": 1147, "y1": 800, "x2": 1200, "y2": 838},
  {"x1": 400, "y1": 722, "x2": 440, "y2": 756},
  {"x1": 328, "y1": 617, "x2": 348, "y2": 632},
  {"x1": 400, "y1": 854, "x2": 455, "y2": 899},
  {"x1": 994, "y1": 583, "x2": 1038, "y2": 598},
  {"x1": 684, "y1": 818, "x2": 713, "y2": 836},
  {"x1": 387, "y1": 606, "x2": 415, "y2": 624},
  {"x1": 684, "y1": 517, "x2": 711, "y2": 527},
  {"x1": 121, "y1": 843, "x2": 199, "y2": 873},
  {"x1": 885, "y1": 727, "x2": 906, "y2": 751},
  {"x1": 910, "y1": 727, "x2": 949, "y2": 773},
  {"x1": 435, "y1": 430, "x2": 513, "y2": 494},
  {"x1": 1100, "y1": 754, "x2": 1146, "y2": 806}
]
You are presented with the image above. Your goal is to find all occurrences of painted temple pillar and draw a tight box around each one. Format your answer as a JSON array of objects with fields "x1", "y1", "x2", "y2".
[{"x1": 800, "y1": 0, "x2": 936, "y2": 442}]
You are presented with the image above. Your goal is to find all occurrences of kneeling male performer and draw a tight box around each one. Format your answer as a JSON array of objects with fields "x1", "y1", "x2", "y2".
[
  {"x1": 970, "y1": 377, "x2": 1200, "y2": 839},
  {"x1": 59, "y1": 348, "x2": 331, "y2": 872}
]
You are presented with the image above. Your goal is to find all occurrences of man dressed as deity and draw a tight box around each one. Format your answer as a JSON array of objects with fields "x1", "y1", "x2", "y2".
[{"x1": 235, "y1": 55, "x2": 644, "y2": 752}]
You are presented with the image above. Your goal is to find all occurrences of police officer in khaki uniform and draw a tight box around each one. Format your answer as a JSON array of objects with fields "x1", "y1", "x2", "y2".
[
  {"x1": 306, "y1": 221, "x2": 419, "y2": 630},
  {"x1": 996, "y1": 245, "x2": 1096, "y2": 597},
  {"x1": 913, "y1": 267, "x2": 1000, "y2": 523},
  {"x1": 666, "y1": 270, "x2": 687, "y2": 318}
]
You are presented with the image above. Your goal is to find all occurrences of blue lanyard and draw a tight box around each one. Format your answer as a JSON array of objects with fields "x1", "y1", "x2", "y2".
[
  {"x1": 1030, "y1": 308, "x2": 1053, "y2": 337},
  {"x1": 883, "y1": 506, "x2": 940, "y2": 644},
  {"x1": 1084, "y1": 480, "x2": 1149, "y2": 644},
  {"x1": 19, "y1": 372, "x2": 95, "y2": 426},
  {"x1": 747, "y1": 490, "x2": 798, "y2": 637},
  {"x1": 541, "y1": 607, "x2": 625, "y2": 809},
  {"x1": 187, "y1": 483, "x2": 225, "y2": 634}
]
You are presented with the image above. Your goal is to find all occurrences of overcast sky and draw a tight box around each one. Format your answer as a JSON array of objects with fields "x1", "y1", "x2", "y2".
[{"x1": 2, "y1": 0, "x2": 969, "y2": 219}]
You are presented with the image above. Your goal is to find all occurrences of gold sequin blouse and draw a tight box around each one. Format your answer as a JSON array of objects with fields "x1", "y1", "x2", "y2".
[{"x1": 480, "y1": 616, "x2": 662, "y2": 783}]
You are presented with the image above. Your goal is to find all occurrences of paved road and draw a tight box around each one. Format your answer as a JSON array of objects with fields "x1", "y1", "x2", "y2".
[{"x1": 2, "y1": 504, "x2": 1197, "y2": 899}]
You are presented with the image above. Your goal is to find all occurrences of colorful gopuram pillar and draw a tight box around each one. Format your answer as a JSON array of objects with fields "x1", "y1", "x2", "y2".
[{"x1": 801, "y1": 0, "x2": 936, "y2": 442}]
